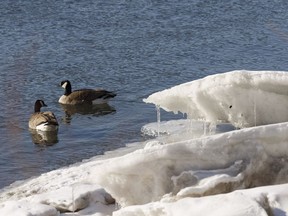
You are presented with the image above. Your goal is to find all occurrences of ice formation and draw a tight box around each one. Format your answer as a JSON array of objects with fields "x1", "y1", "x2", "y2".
[
  {"x1": 144, "y1": 70, "x2": 288, "y2": 128},
  {"x1": 1, "y1": 70, "x2": 288, "y2": 216}
]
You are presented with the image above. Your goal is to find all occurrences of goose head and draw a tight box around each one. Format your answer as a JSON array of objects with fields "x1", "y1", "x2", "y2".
[
  {"x1": 34, "y1": 100, "x2": 47, "y2": 113},
  {"x1": 60, "y1": 80, "x2": 72, "y2": 95}
]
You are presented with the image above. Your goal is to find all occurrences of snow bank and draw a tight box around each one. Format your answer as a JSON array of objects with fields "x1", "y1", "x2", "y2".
[
  {"x1": 0, "y1": 182, "x2": 116, "y2": 215},
  {"x1": 0, "y1": 200, "x2": 58, "y2": 216},
  {"x1": 144, "y1": 70, "x2": 288, "y2": 127},
  {"x1": 1, "y1": 70, "x2": 288, "y2": 215},
  {"x1": 115, "y1": 184, "x2": 288, "y2": 216},
  {"x1": 92, "y1": 122, "x2": 288, "y2": 207}
]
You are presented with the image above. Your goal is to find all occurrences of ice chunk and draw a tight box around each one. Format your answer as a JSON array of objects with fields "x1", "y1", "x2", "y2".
[
  {"x1": 0, "y1": 200, "x2": 58, "y2": 216},
  {"x1": 144, "y1": 70, "x2": 288, "y2": 128}
]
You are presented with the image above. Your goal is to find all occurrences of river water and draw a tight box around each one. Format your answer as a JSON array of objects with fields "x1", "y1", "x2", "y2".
[{"x1": 1, "y1": 0, "x2": 288, "y2": 188}]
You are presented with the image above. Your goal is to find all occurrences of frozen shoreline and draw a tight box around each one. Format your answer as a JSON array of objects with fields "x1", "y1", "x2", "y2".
[{"x1": 1, "y1": 70, "x2": 288, "y2": 216}]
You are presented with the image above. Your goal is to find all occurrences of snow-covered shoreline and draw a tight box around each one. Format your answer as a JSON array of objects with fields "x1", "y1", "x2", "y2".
[{"x1": 1, "y1": 70, "x2": 288, "y2": 216}]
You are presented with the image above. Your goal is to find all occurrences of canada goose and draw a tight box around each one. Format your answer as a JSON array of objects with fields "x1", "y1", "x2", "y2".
[
  {"x1": 59, "y1": 80, "x2": 116, "y2": 105},
  {"x1": 29, "y1": 100, "x2": 59, "y2": 131}
]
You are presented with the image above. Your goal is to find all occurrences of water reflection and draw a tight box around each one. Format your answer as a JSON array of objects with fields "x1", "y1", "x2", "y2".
[
  {"x1": 29, "y1": 130, "x2": 59, "y2": 146},
  {"x1": 60, "y1": 103, "x2": 116, "y2": 123}
]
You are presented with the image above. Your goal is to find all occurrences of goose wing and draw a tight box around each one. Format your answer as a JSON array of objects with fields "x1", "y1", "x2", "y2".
[
  {"x1": 29, "y1": 112, "x2": 58, "y2": 129},
  {"x1": 69, "y1": 89, "x2": 116, "y2": 103},
  {"x1": 42, "y1": 111, "x2": 59, "y2": 126}
]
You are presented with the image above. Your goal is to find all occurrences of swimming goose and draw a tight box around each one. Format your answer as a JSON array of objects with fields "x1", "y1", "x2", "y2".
[
  {"x1": 29, "y1": 100, "x2": 59, "y2": 131},
  {"x1": 59, "y1": 80, "x2": 116, "y2": 105}
]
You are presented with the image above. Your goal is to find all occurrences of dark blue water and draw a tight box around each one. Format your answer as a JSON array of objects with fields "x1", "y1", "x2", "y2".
[{"x1": 1, "y1": 0, "x2": 288, "y2": 188}]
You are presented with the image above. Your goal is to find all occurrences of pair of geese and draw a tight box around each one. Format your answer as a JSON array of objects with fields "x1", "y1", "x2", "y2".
[{"x1": 29, "y1": 80, "x2": 116, "y2": 131}]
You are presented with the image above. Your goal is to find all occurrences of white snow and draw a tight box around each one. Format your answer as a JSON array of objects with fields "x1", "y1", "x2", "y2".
[
  {"x1": 1, "y1": 70, "x2": 288, "y2": 216},
  {"x1": 114, "y1": 184, "x2": 288, "y2": 216},
  {"x1": 144, "y1": 70, "x2": 288, "y2": 128}
]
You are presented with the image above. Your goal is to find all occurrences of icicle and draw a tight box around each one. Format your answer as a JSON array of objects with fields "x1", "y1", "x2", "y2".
[
  {"x1": 203, "y1": 121, "x2": 211, "y2": 136},
  {"x1": 156, "y1": 105, "x2": 161, "y2": 137},
  {"x1": 190, "y1": 118, "x2": 193, "y2": 133},
  {"x1": 254, "y1": 93, "x2": 257, "y2": 127}
]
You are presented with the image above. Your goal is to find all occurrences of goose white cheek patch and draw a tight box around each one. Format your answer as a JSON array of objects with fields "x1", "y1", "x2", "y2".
[{"x1": 61, "y1": 82, "x2": 67, "y2": 88}]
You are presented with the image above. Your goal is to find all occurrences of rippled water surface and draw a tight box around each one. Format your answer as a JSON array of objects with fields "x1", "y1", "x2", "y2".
[{"x1": 1, "y1": 0, "x2": 288, "y2": 188}]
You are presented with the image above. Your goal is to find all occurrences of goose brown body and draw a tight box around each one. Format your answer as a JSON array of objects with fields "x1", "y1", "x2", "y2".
[
  {"x1": 59, "y1": 80, "x2": 116, "y2": 105},
  {"x1": 29, "y1": 100, "x2": 59, "y2": 131}
]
